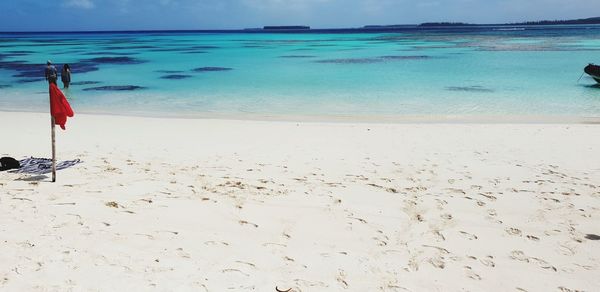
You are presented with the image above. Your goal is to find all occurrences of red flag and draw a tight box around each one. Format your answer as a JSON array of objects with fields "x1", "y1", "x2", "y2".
[{"x1": 49, "y1": 83, "x2": 74, "y2": 130}]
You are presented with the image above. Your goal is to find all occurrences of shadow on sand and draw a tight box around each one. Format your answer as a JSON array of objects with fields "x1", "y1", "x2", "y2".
[{"x1": 15, "y1": 175, "x2": 49, "y2": 182}]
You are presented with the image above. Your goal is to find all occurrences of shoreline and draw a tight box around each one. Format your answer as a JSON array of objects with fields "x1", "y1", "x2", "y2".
[{"x1": 2, "y1": 109, "x2": 600, "y2": 124}]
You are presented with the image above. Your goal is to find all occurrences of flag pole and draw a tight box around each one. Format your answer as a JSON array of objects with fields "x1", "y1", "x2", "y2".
[
  {"x1": 49, "y1": 84, "x2": 57, "y2": 182},
  {"x1": 51, "y1": 116, "x2": 56, "y2": 182}
]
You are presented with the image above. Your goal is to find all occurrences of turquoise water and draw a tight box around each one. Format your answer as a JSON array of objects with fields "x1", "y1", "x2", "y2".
[{"x1": 1, "y1": 27, "x2": 600, "y2": 120}]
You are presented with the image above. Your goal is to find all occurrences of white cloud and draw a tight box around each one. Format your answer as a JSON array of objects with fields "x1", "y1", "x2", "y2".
[{"x1": 63, "y1": 0, "x2": 95, "y2": 9}]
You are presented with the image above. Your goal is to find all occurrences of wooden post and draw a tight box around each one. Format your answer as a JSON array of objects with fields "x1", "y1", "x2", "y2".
[
  {"x1": 51, "y1": 116, "x2": 56, "y2": 182},
  {"x1": 49, "y1": 85, "x2": 57, "y2": 183}
]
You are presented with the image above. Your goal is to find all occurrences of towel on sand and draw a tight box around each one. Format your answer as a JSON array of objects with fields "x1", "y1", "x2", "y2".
[{"x1": 10, "y1": 157, "x2": 81, "y2": 175}]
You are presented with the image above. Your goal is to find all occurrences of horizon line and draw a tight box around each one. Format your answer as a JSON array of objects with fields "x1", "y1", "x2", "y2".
[{"x1": 2, "y1": 23, "x2": 600, "y2": 34}]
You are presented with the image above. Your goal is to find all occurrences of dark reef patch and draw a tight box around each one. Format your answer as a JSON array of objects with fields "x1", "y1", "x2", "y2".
[
  {"x1": 0, "y1": 84, "x2": 12, "y2": 89},
  {"x1": 70, "y1": 81, "x2": 102, "y2": 85},
  {"x1": 380, "y1": 55, "x2": 431, "y2": 60},
  {"x1": 82, "y1": 51, "x2": 138, "y2": 56},
  {"x1": 181, "y1": 50, "x2": 208, "y2": 54},
  {"x1": 148, "y1": 48, "x2": 188, "y2": 52},
  {"x1": 190, "y1": 45, "x2": 220, "y2": 49},
  {"x1": 147, "y1": 46, "x2": 213, "y2": 53},
  {"x1": 192, "y1": 67, "x2": 233, "y2": 72},
  {"x1": 7, "y1": 50, "x2": 34, "y2": 54},
  {"x1": 104, "y1": 39, "x2": 149, "y2": 45},
  {"x1": 279, "y1": 55, "x2": 316, "y2": 58},
  {"x1": 1, "y1": 59, "x2": 100, "y2": 78},
  {"x1": 101, "y1": 45, "x2": 157, "y2": 50},
  {"x1": 0, "y1": 52, "x2": 30, "y2": 59},
  {"x1": 160, "y1": 74, "x2": 193, "y2": 80},
  {"x1": 30, "y1": 39, "x2": 78, "y2": 44},
  {"x1": 68, "y1": 63, "x2": 101, "y2": 74},
  {"x1": 308, "y1": 44, "x2": 337, "y2": 47},
  {"x1": 16, "y1": 78, "x2": 45, "y2": 83},
  {"x1": 315, "y1": 58, "x2": 382, "y2": 64},
  {"x1": 83, "y1": 56, "x2": 146, "y2": 65},
  {"x1": 155, "y1": 70, "x2": 185, "y2": 73},
  {"x1": 446, "y1": 86, "x2": 494, "y2": 93},
  {"x1": 83, "y1": 85, "x2": 146, "y2": 91},
  {"x1": 1, "y1": 61, "x2": 45, "y2": 78},
  {"x1": 315, "y1": 55, "x2": 434, "y2": 64}
]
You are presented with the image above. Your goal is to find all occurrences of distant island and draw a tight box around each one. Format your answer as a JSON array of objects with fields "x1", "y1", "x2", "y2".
[
  {"x1": 415, "y1": 17, "x2": 600, "y2": 27},
  {"x1": 363, "y1": 25, "x2": 415, "y2": 29},
  {"x1": 508, "y1": 16, "x2": 600, "y2": 25},
  {"x1": 418, "y1": 22, "x2": 476, "y2": 27},
  {"x1": 263, "y1": 26, "x2": 310, "y2": 30}
]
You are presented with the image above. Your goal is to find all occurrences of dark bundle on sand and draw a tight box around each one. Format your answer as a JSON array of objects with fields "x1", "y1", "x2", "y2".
[{"x1": 0, "y1": 157, "x2": 20, "y2": 171}]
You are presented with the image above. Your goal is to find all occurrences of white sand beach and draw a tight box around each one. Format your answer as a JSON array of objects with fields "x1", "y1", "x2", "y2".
[{"x1": 1, "y1": 111, "x2": 599, "y2": 291}]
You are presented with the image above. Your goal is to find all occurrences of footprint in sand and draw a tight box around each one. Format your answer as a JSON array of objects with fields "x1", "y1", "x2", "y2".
[
  {"x1": 428, "y1": 257, "x2": 445, "y2": 269},
  {"x1": 479, "y1": 256, "x2": 496, "y2": 267},
  {"x1": 558, "y1": 286, "x2": 584, "y2": 292},
  {"x1": 505, "y1": 227, "x2": 522, "y2": 237},
  {"x1": 478, "y1": 192, "x2": 497, "y2": 201},
  {"x1": 510, "y1": 250, "x2": 557, "y2": 272},
  {"x1": 239, "y1": 220, "x2": 259, "y2": 228},
  {"x1": 336, "y1": 270, "x2": 349, "y2": 289},
  {"x1": 204, "y1": 241, "x2": 229, "y2": 246},
  {"x1": 459, "y1": 231, "x2": 478, "y2": 240},
  {"x1": 510, "y1": 250, "x2": 529, "y2": 262},
  {"x1": 464, "y1": 266, "x2": 482, "y2": 280},
  {"x1": 558, "y1": 244, "x2": 575, "y2": 256},
  {"x1": 176, "y1": 248, "x2": 191, "y2": 259},
  {"x1": 432, "y1": 230, "x2": 446, "y2": 241}
]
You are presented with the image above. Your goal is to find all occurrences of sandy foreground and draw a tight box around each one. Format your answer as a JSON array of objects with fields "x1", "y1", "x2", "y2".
[{"x1": 0, "y1": 112, "x2": 599, "y2": 292}]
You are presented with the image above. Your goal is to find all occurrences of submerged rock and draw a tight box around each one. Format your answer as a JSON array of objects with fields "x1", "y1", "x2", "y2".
[
  {"x1": 70, "y1": 81, "x2": 102, "y2": 85},
  {"x1": 160, "y1": 74, "x2": 192, "y2": 80},
  {"x1": 0, "y1": 84, "x2": 11, "y2": 89},
  {"x1": 192, "y1": 67, "x2": 233, "y2": 72},
  {"x1": 84, "y1": 56, "x2": 146, "y2": 65},
  {"x1": 83, "y1": 85, "x2": 146, "y2": 91}
]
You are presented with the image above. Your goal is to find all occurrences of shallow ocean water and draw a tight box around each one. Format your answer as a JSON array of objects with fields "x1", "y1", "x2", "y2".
[{"x1": 1, "y1": 26, "x2": 600, "y2": 120}]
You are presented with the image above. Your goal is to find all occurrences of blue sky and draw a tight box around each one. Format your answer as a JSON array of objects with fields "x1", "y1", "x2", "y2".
[{"x1": 1, "y1": 0, "x2": 599, "y2": 31}]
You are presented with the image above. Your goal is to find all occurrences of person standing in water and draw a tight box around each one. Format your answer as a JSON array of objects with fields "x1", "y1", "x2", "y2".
[
  {"x1": 45, "y1": 60, "x2": 58, "y2": 85},
  {"x1": 61, "y1": 64, "x2": 71, "y2": 89}
]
